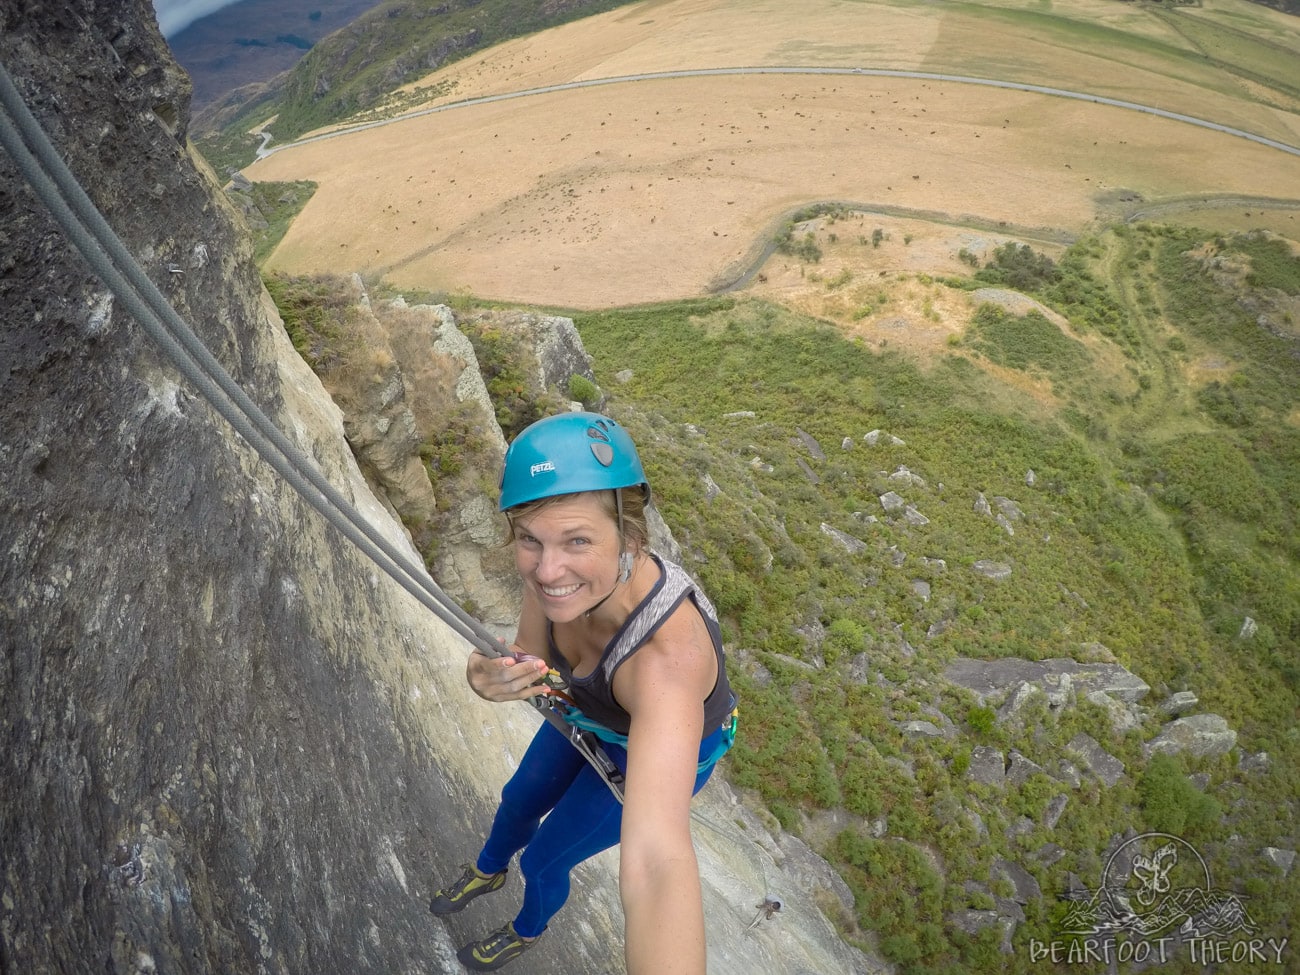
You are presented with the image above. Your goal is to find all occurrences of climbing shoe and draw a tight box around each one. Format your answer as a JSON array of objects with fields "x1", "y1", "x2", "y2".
[
  {"x1": 456, "y1": 922, "x2": 537, "y2": 972},
  {"x1": 428, "y1": 864, "x2": 507, "y2": 916}
]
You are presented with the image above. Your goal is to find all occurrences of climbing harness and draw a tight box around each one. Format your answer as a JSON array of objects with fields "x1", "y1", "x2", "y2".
[
  {"x1": 560, "y1": 701, "x2": 738, "y2": 776},
  {"x1": 0, "y1": 58, "x2": 627, "y2": 800}
]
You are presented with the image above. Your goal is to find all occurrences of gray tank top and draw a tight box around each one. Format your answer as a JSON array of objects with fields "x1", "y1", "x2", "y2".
[{"x1": 548, "y1": 554, "x2": 734, "y2": 739}]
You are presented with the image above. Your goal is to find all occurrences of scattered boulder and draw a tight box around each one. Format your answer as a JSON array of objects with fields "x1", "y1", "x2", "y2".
[
  {"x1": 1086, "y1": 690, "x2": 1143, "y2": 734},
  {"x1": 947, "y1": 910, "x2": 1016, "y2": 955},
  {"x1": 944, "y1": 657, "x2": 1149, "y2": 705},
  {"x1": 903, "y1": 505, "x2": 930, "y2": 526},
  {"x1": 820, "y1": 523, "x2": 867, "y2": 554},
  {"x1": 864, "y1": 429, "x2": 905, "y2": 446},
  {"x1": 993, "y1": 497, "x2": 1023, "y2": 520},
  {"x1": 879, "y1": 490, "x2": 906, "y2": 513},
  {"x1": 1262, "y1": 848, "x2": 1295, "y2": 875},
  {"x1": 901, "y1": 720, "x2": 947, "y2": 739},
  {"x1": 1043, "y1": 794, "x2": 1069, "y2": 830},
  {"x1": 1144, "y1": 714, "x2": 1237, "y2": 759},
  {"x1": 1239, "y1": 751, "x2": 1271, "y2": 775},
  {"x1": 1005, "y1": 816, "x2": 1036, "y2": 842},
  {"x1": 1035, "y1": 843, "x2": 1066, "y2": 867},
  {"x1": 889, "y1": 465, "x2": 927, "y2": 488},
  {"x1": 1066, "y1": 733, "x2": 1126, "y2": 787},
  {"x1": 972, "y1": 560, "x2": 1012, "y2": 580},
  {"x1": 968, "y1": 746, "x2": 1006, "y2": 787},
  {"x1": 997, "y1": 681, "x2": 1046, "y2": 726},
  {"x1": 1051, "y1": 760, "x2": 1084, "y2": 790},
  {"x1": 993, "y1": 858, "x2": 1042, "y2": 905},
  {"x1": 1005, "y1": 750, "x2": 1046, "y2": 786},
  {"x1": 1160, "y1": 691, "x2": 1198, "y2": 716},
  {"x1": 794, "y1": 427, "x2": 826, "y2": 460}
]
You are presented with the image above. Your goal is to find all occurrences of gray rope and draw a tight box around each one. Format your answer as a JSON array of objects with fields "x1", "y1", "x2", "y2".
[
  {"x1": 0, "y1": 58, "x2": 625, "y2": 798},
  {"x1": 0, "y1": 63, "x2": 493, "y2": 654}
]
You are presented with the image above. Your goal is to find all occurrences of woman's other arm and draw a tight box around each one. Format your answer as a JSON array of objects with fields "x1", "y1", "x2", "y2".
[{"x1": 615, "y1": 609, "x2": 715, "y2": 975}]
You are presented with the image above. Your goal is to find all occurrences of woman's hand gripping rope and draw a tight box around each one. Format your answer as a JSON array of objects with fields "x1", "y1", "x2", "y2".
[{"x1": 466, "y1": 645, "x2": 571, "y2": 705}]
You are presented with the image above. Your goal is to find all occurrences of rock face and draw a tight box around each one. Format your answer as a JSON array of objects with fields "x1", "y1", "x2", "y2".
[
  {"x1": 2, "y1": 6, "x2": 500, "y2": 970},
  {"x1": 0, "y1": 5, "x2": 875, "y2": 974},
  {"x1": 321, "y1": 288, "x2": 519, "y2": 627}
]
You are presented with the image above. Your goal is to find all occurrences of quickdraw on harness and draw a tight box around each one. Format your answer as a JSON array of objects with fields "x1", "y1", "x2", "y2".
[
  {"x1": 558, "y1": 695, "x2": 739, "y2": 777},
  {"x1": 527, "y1": 667, "x2": 629, "y2": 804}
]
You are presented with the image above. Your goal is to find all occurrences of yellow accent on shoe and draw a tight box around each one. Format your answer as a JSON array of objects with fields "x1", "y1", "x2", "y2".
[
  {"x1": 456, "y1": 922, "x2": 538, "y2": 972},
  {"x1": 428, "y1": 864, "x2": 506, "y2": 916}
]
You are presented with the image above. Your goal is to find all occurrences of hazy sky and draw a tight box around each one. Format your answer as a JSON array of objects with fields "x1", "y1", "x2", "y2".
[{"x1": 152, "y1": 0, "x2": 243, "y2": 38}]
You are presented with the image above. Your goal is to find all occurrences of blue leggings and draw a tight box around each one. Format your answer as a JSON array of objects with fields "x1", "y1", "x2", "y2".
[{"x1": 475, "y1": 720, "x2": 722, "y2": 938}]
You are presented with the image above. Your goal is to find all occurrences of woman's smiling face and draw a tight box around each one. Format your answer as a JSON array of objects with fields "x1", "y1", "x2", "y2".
[{"x1": 511, "y1": 492, "x2": 622, "y2": 623}]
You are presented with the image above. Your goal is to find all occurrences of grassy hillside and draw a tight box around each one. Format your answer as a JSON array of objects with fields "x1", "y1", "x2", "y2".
[
  {"x1": 564, "y1": 224, "x2": 1299, "y2": 971},
  {"x1": 267, "y1": 222, "x2": 1299, "y2": 971},
  {"x1": 194, "y1": 0, "x2": 643, "y2": 173}
]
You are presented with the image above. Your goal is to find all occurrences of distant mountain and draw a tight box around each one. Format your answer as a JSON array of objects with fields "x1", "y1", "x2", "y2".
[{"x1": 165, "y1": 0, "x2": 382, "y2": 111}]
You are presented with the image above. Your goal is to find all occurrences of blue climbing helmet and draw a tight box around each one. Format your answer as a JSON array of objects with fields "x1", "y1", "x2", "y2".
[{"x1": 498, "y1": 412, "x2": 649, "y2": 511}]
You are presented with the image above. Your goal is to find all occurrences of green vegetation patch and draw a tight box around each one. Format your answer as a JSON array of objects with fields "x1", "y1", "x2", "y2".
[
  {"x1": 974, "y1": 242, "x2": 1060, "y2": 292},
  {"x1": 263, "y1": 271, "x2": 360, "y2": 372},
  {"x1": 236, "y1": 180, "x2": 317, "y2": 264},
  {"x1": 1139, "y1": 753, "x2": 1223, "y2": 837},
  {"x1": 965, "y1": 304, "x2": 1090, "y2": 375},
  {"x1": 1144, "y1": 432, "x2": 1271, "y2": 522},
  {"x1": 566, "y1": 222, "x2": 1299, "y2": 967},
  {"x1": 1226, "y1": 233, "x2": 1300, "y2": 294}
]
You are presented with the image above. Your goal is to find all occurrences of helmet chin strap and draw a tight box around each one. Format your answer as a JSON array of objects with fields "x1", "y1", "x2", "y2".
[{"x1": 585, "y1": 490, "x2": 634, "y2": 618}]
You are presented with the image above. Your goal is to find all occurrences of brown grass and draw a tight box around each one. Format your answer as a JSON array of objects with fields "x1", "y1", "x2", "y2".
[{"x1": 245, "y1": 0, "x2": 1300, "y2": 311}]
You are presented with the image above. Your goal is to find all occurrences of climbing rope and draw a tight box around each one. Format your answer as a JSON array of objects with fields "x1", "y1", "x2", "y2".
[{"x1": 0, "y1": 57, "x2": 626, "y2": 799}]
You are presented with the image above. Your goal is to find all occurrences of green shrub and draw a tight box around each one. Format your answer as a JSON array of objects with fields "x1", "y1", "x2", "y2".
[
  {"x1": 1138, "y1": 753, "x2": 1222, "y2": 835},
  {"x1": 1228, "y1": 233, "x2": 1300, "y2": 293},
  {"x1": 567, "y1": 373, "x2": 600, "y2": 405},
  {"x1": 967, "y1": 705, "x2": 996, "y2": 735},
  {"x1": 975, "y1": 242, "x2": 1060, "y2": 291}
]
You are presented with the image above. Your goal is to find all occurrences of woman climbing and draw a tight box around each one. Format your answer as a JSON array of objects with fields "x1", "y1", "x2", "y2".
[{"x1": 430, "y1": 411, "x2": 736, "y2": 974}]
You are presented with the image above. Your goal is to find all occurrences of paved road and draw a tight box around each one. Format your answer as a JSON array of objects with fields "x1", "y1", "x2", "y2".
[{"x1": 257, "y1": 65, "x2": 1300, "y2": 160}]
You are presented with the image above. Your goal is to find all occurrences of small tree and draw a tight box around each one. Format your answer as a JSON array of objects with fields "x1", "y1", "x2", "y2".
[
  {"x1": 1138, "y1": 753, "x2": 1222, "y2": 835},
  {"x1": 567, "y1": 373, "x2": 600, "y2": 406}
]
